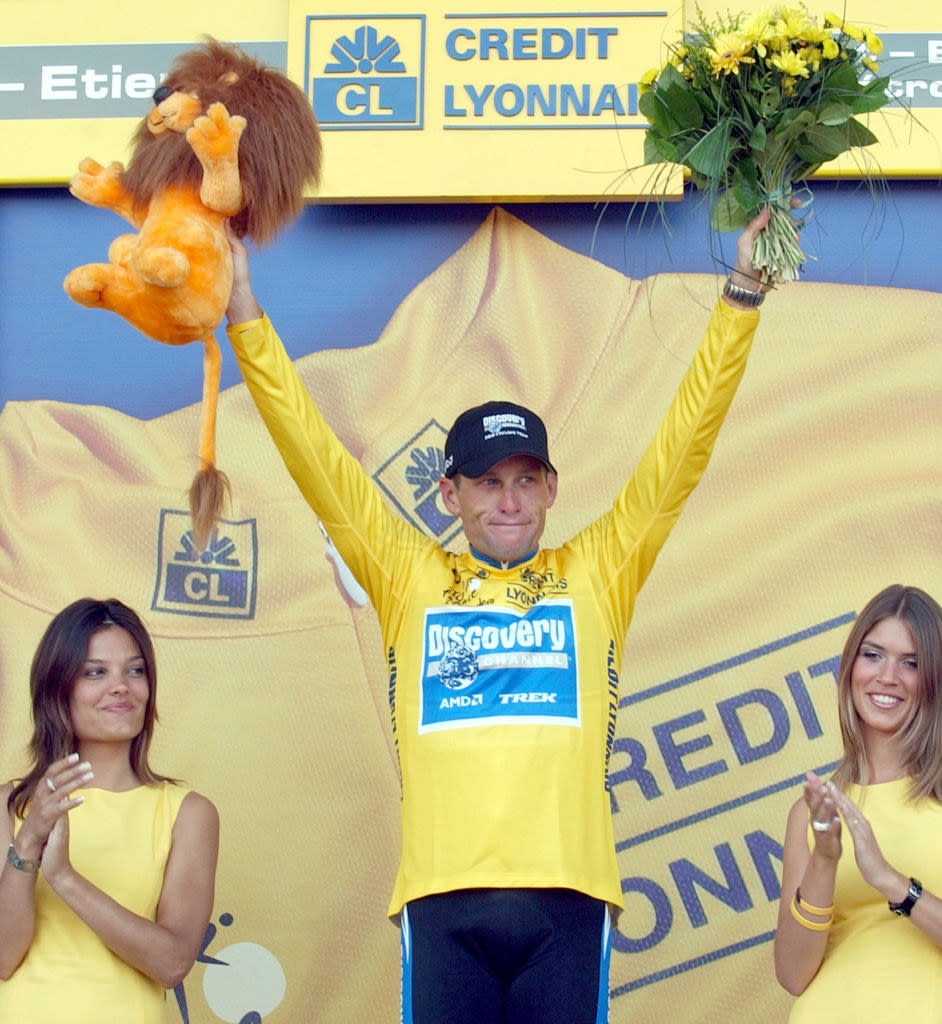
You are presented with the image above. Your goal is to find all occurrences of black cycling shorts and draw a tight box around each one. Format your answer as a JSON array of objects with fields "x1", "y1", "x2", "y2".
[{"x1": 400, "y1": 887, "x2": 611, "y2": 1024}]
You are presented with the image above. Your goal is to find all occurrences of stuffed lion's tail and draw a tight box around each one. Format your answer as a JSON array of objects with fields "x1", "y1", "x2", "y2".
[{"x1": 189, "y1": 335, "x2": 230, "y2": 551}]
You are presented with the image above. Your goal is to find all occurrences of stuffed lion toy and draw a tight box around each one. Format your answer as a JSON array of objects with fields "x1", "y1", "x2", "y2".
[{"x1": 64, "y1": 38, "x2": 321, "y2": 549}]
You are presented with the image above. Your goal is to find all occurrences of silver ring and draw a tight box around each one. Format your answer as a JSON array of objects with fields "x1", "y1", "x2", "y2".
[
  {"x1": 811, "y1": 820, "x2": 830, "y2": 832},
  {"x1": 46, "y1": 777, "x2": 56, "y2": 793}
]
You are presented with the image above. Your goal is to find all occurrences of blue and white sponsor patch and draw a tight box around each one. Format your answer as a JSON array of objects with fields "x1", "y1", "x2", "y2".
[{"x1": 419, "y1": 599, "x2": 579, "y2": 732}]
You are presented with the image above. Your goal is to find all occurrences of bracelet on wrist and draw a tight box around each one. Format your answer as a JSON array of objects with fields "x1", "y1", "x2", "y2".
[
  {"x1": 889, "y1": 877, "x2": 922, "y2": 917},
  {"x1": 723, "y1": 276, "x2": 766, "y2": 308},
  {"x1": 796, "y1": 887, "x2": 834, "y2": 917},
  {"x1": 790, "y1": 887, "x2": 834, "y2": 931},
  {"x1": 6, "y1": 842, "x2": 41, "y2": 874},
  {"x1": 790, "y1": 897, "x2": 832, "y2": 931}
]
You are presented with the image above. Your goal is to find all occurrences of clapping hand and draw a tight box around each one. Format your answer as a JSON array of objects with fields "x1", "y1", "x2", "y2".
[
  {"x1": 803, "y1": 771, "x2": 842, "y2": 859},
  {"x1": 13, "y1": 753, "x2": 92, "y2": 869},
  {"x1": 826, "y1": 781, "x2": 892, "y2": 892}
]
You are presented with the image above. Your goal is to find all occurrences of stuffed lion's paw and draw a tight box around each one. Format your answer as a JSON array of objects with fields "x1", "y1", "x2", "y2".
[
  {"x1": 69, "y1": 159, "x2": 130, "y2": 211},
  {"x1": 63, "y1": 262, "x2": 113, "y2": 308},
  {"x1": 187, "y1": 103, "x2": 246, "y2": 215},
  {"x1": 187, "y1": 102, "x2": 247, "y2": 161}
]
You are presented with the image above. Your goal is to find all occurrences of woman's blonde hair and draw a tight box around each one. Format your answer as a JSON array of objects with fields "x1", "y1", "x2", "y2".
[{"x1": 832, "y1": 584, "x2": 942, "y2": 800}]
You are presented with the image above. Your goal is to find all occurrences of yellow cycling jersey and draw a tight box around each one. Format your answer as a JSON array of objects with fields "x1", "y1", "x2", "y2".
[{"x1": 228, "y1": 296, "x2": 759, "y2": 915}]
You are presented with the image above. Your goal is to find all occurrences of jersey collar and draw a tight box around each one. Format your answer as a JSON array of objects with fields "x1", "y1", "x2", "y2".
[{"x1": 469, "y1": 546, "x2": 539, "y2": 571}]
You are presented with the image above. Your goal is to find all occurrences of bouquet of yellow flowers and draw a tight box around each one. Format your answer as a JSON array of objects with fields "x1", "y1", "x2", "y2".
[{"x1": 639, "y1": 7, "x2": 890, "y2": 283}]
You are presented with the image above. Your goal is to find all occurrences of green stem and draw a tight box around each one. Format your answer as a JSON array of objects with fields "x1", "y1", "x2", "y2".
[{"x1": 752, "y1": 173, "x2": 807, "y2": 285}]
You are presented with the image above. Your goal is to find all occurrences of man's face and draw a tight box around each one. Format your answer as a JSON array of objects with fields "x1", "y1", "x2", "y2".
[{"x1": 439, "y1": 454, "x2": 557, "y2": 564}]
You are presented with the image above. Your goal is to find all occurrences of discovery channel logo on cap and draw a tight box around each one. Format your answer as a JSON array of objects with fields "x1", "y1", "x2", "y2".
[{"x1": 305, "y1": 15, "x2": 425, "y2": 129}]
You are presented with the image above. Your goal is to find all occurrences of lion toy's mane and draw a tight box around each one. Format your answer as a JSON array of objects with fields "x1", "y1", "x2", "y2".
[{"x1": 124, "y1": 38, "x2": 321, "y2": 244}]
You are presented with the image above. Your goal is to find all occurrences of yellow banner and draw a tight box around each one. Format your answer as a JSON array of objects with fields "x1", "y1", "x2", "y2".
[
  {"x1": 288, "y1": 0, "x2": 684, "y2": 200},
  {"x1": 1, "y1": 0, "x2": 685, "y2": 197},
  {"x1": 4, "y1": 1, "x2": 938, "y2": 191}
]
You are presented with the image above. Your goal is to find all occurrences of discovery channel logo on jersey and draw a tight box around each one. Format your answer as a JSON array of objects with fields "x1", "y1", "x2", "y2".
[{"x1": 305, "y1": 15, "x2": 425, "y2": 129}]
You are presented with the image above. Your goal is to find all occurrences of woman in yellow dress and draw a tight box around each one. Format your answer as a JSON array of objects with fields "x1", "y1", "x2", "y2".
[
  {"x1": 775, "y1": 584, "x2": 942, "y2": 1022},
  {"x1": 0, "y1": 598, "x2": 219, "y2": 1023}
]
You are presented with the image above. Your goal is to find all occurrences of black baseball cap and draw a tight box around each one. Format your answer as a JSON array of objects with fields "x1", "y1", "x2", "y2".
[{"x1": 442, "y1": 400, "x2": 556, "y2": 479}]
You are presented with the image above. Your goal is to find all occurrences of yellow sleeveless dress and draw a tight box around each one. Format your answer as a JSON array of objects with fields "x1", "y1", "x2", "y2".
[
  {"x1": 789, "y1": 778, "x2": 942, "y2": 1022},
  {"x1": 0, "y1": 781, "x2": 189, "y2": 1024}
]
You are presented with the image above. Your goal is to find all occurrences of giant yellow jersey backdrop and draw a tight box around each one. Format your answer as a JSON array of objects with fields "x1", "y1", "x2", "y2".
[{"x1": 1, "y1": 208, "x2": 939, "y2": 1022}]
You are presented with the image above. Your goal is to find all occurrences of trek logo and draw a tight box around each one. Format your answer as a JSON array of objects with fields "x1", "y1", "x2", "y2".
[
  {"x1": 152, "y1": 510, "x2": 258, "y2": 619},
  {"x1": 419, "y1": 600, "x2": 580, "y2": 732},
  {"x1": 306, "y1": 16, "x2": 425, "y2": 129}
]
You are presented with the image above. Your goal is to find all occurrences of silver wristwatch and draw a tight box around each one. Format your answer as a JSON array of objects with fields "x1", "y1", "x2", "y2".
[
  {"x1": 723, "y1": 277, "x2": 766, "y2": 308},
  {"x1": 6, "y1": 842, "x2": 41, "y2": 874}
]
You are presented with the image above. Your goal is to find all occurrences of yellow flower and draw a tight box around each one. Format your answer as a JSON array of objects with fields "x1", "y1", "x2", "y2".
[
  {"x1": 741, "y1": 8, "x2": 773, "y2": 33},
  {"x1": 639, "y1": 67, "x2": 659, "y2": 94},
  {"x1": 865, "y1": 31, "x2": 883, "y2": 55},
  {"x1": 667, "y1": 42, "x2": 688, "y2": 70},
  {"x1": 707, "y1": 31, "x2": 756, "y2": 75},
  {"x1": 770, "y1": 50, "x2": 810, "y2": 77},
  {"x1": 774, "y1": 9, "x2": 816, "y2": 43},
  {"x1": 774, "y1": 6, "x2": 808, "y2": 26},
  {"x1": 802, "y1": 23, "x2": 832, "y2": 45},
  {"x1": 821, "y1": 37, "x2": 839, "y2": 59},
  {"x1": 782, "y1": 75, "x2": 797, "y2": 97},
  {"x1": 798, "y1": 45, "x2": 822, "y2": 72},
  {"x1": 765, "y1": 8, "x2": 816, "y2": 54},
  {"x1": 824, "y1": 12, "x2": 864, "y2": 42},
  {"x1": 741, "y1": 10, "x2": 776, "y2": 56},
  {"x1": 862, "y1": 56, "x2": 880, "y2": 73}
]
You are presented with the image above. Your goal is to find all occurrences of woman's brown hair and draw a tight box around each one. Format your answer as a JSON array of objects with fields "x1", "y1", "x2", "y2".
[{"x1": 8, "y1": 598, "x2": 172, "y2": 818}]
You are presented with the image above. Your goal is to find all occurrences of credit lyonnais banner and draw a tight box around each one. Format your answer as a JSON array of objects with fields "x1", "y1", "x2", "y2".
[
  {"x1": 288, "y1": 0, "x2": 684, "y2": 199},
  {"x1": 296, "y1": 0, "x2": 942, "y2": 193},
  {"x1": 0, "y1": 0, "x2": 683, "y2": 198},
  {"x1": 3, "y1": 0, "x2": 938, "y2": 192}
]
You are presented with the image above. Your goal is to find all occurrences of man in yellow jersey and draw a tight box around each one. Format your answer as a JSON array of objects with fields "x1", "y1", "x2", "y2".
[{"x1": 224, "y1": 211, "x2": 772, "y2": 1024}]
